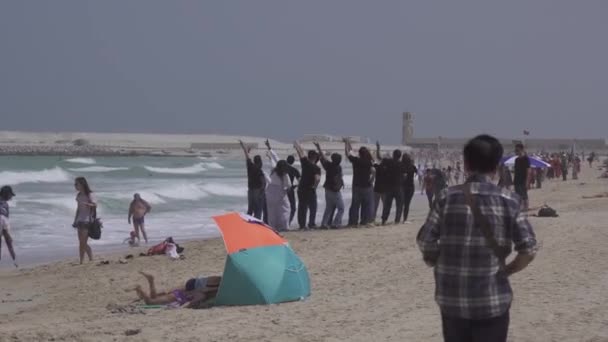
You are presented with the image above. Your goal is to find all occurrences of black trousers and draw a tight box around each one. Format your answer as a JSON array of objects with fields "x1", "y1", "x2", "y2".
[
  {"x1": 426, "y1": 191, "x2": 434, "y2": 209},
  {"x1": 402, "y1": 186, "x2": 415, "y2": 222},
  {"x1": 287, "y1": 187, "x2": 296, "y2": 224},
  {"x1": 381, "y1": 188, "x2": 404, "y2": 223},
  {"x1": 297, "y1": 188, "x2": 317, "y2": 228},
  {"x1": 441, "y1": 311, "x2": 509, "y2": 342}
]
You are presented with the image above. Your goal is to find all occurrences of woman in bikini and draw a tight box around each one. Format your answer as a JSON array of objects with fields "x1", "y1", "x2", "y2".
[{"x1": 130, "y1": 272, "x2": 222, "y2": 308}]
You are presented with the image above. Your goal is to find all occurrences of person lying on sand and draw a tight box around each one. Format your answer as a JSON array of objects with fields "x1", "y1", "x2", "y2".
[
  {"x1": 582, "y1": 192, "x2": 608, "y2": 199},
  {"x1": 128, "y1": 272, "x2": 221, "y2": 308}
]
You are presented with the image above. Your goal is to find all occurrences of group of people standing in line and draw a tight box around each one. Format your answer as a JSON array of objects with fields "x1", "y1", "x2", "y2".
[{"x1": 239, "y1": 139, "x2": 421, "y2": 232}]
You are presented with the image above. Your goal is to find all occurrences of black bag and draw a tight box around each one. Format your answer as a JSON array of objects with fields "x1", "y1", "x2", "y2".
[
  {"x1": 88, "y1": 218, "x2": 103, "y2": 240},
  {"x1": 87, "y1": 196, "x2": 103, "y2": 239},
  {"x1": 538, "y1": 205, "x2": 558, "y2": 217}
]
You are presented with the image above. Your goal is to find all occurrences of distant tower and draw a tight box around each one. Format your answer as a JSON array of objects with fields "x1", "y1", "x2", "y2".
[{"x1": 402, "y1": 112, "x2": 414, "y2": 145}]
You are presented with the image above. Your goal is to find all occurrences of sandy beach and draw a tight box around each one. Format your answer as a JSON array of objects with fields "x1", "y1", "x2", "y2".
[{"x1": 1, "y1": 166, "x2": 607, "y2": 342}]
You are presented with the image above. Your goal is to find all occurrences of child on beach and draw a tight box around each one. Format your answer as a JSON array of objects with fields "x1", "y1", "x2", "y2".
[
  {"x1": 129, "y1": 272, "x2": 221, "y2": 308},
  {"x1": 0, "y1": 186, "x2": 18, "y2": 267},
  {"x1": 128, "y1": 193, "x2": 151, "y2": 244}
]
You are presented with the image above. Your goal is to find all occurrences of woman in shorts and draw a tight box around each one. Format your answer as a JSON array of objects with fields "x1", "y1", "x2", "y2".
[{"x1": 72, "y1": 177, "x2": 97, "y2": 264}]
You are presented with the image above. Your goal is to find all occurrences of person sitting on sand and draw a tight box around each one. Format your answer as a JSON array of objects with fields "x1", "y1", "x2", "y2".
[
  {"x1": 0, "y1": 186, "x2": 18, "y2": 268},
  {"x1": 130, "y1": 272, "x2": 222, "y2": 308},
  {"x1": 128, "y1": 193, "x2": 151, "y2": 244},
  {"x1": 582, "y1": 192, "x2": 608, "y2": 199}
]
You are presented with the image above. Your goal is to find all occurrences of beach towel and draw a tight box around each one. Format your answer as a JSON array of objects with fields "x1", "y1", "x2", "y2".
[{"x1": 147, "y1": 241, "x2": 168, "y2": 256}]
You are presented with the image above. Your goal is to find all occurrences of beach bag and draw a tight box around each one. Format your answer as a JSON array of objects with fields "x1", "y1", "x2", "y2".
[
  {"x1": 88, "y1": 218, "x2": 103, "y2": 240},
  {"x1": 538, "y1": 205, "x2": 558, "y2": 217},
  {"x1": 87, "y1": 201, "x2": 103, "y2": 240}
]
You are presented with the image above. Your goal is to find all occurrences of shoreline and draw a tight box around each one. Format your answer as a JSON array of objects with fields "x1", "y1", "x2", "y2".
[
  {"x1": 0, "y1": 235, "x2": 224, "y2": 272},
  {"x1": 0, "y1": 229, "x2": 224, "y2": 270}
]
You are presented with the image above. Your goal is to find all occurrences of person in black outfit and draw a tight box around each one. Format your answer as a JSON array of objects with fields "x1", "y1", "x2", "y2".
[
  {"x1": 401, "y1": 153, "x2": 418, "y2": 223},
  {"x1": 345, "y1": 138, "x2": 375, "y2": 226},
  {"x1": 377, "y1": 142, "x2": 405, "y2": 225},
  {"x1": 513, "y1": 143, "x2": 530, "y2": 209},
  {"x1": 373, "y1": 158, "x2": 388, "y2": 222},
  {"x1": 294, "y1": 141, "x2": 321, "y2": 229},
  {"x1": 286, "y1": 155, "x2": 301, "y2": 225},
  {"x1": 239, "y1": 140, "x2": 267, "y2": 221},
  {"x1": 314, "y1": 142, "x2": 345, "y2": 228}
]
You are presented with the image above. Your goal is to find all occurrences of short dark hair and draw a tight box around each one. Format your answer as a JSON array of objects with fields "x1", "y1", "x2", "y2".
[
  {"x1": 515, "y1": 143, "x2": 525, "y2": 150},
  {"x1": 331, "y1": 153, "x2": 342, "y2": 165},
  {"x1": 307, "y1": 150, "x2": 318, "y2": 160},
  {"x1": 392, "y1": 149, "x2": 402, "y2": 160},
  {"x1": 253, "y1": 155, "x2": 263, "y2": 168},
  {"x1": 463, "y1": 135, "x2": 504, "y2": 173},
  {"x1": 286, "y1": 155, "x2": 295, "y2": 164}
]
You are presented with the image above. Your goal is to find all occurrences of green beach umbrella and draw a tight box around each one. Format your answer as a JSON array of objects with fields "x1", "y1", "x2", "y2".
[{"x1": 212, "y1": 213, "x2": 311, "y2": 306}]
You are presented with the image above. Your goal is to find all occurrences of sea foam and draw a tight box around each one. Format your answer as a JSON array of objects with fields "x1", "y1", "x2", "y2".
[
  {"x1": 68, "y1": 166, "x2": 130, "y2": 173},
  {"x1": 64, "y1": 158, "x2": 96, "y2": 165},
  {"x1": 143, "y1": 163, "x2": 207, "y2": 175},
  {"x1": 0, "y1": 167, "x2": 71, "y2": 185}
]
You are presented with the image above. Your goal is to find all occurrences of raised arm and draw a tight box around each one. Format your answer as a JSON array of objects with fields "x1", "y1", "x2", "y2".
[
  {"x1": 238, "y1": 140, "x2": 251, "y2": 160},
  {"x1": 313, "y1": 141, "x2": 326, "y2": 161},
  {"x1": 376, "y1": 141, "x2": 382, "y2": 161},
  {"x1": 293, "y1": 141, "x2": 305, "y2": 159},
  {"x1": 265, "y1": 139, "x2": 272, "y2": 151},
  {"x1": 343, "y1": 137, "x2": 352, "y2": 157},
  {"x1": 266, "y1": 149, "x2": 280, "y2": 168}
]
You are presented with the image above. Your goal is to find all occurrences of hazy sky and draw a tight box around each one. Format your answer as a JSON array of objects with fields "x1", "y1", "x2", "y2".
[{"x1": 1, "y1": 1, "x2": 607, "y2": 143}]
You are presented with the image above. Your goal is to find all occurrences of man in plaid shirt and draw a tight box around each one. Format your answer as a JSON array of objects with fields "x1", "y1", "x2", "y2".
[{"x1": 417, "y1": 135, "x2": 537, "y2": 342}]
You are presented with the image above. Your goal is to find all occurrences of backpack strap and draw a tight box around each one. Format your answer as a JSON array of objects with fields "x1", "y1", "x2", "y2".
[{"x1": 463, "y1": 183, "x2": 509, "y2": 268}]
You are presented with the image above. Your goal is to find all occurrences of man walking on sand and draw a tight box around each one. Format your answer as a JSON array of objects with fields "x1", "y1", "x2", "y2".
[
  {"x1": 417, "y1": 135, "x2": 537, "y2": 342},
  {"x1": 513, "y1": 143, "x2": 530, "y2": 209}
]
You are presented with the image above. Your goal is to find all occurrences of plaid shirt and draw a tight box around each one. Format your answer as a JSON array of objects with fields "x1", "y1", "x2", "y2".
[{"x1": 417, "y1": 174, "x2": 537, "y2": 319}]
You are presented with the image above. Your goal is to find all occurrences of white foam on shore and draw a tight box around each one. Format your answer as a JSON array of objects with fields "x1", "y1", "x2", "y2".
[
  {"x1": 143, "y1": 163, "x2": 207, "y2": 175},
  {"x1": 0, "y1": 167, "x2": 71, "y2": 185},
  {"x1": 202, "y1": 162, "x2": 224, "y2": 169},
  {"x1": 68, "y1": 166, "x2": 130, "y2": 173},
  {"x1": 64, "y1": 158, "x2": 96, "y2": 165}
]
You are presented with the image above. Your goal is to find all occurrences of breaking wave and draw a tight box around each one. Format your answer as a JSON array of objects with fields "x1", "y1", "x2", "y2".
[{"x1": 64, "y1": 158, "x2": 96, "y2": 165}]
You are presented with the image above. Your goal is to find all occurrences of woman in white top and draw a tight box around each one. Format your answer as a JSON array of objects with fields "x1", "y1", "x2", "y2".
[{"x1": 72, "y1": 177, "x2": 97, "y2": 264}]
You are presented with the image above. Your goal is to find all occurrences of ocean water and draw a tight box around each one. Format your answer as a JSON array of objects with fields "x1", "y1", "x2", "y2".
[{"x1": 0, "y1": 155, "x2": 368, "y2": 263}]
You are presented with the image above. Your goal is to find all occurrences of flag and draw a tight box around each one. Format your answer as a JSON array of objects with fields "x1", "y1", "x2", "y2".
[{"x1": 523, "y1": 130, "x2": 530, "y2": 136}]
